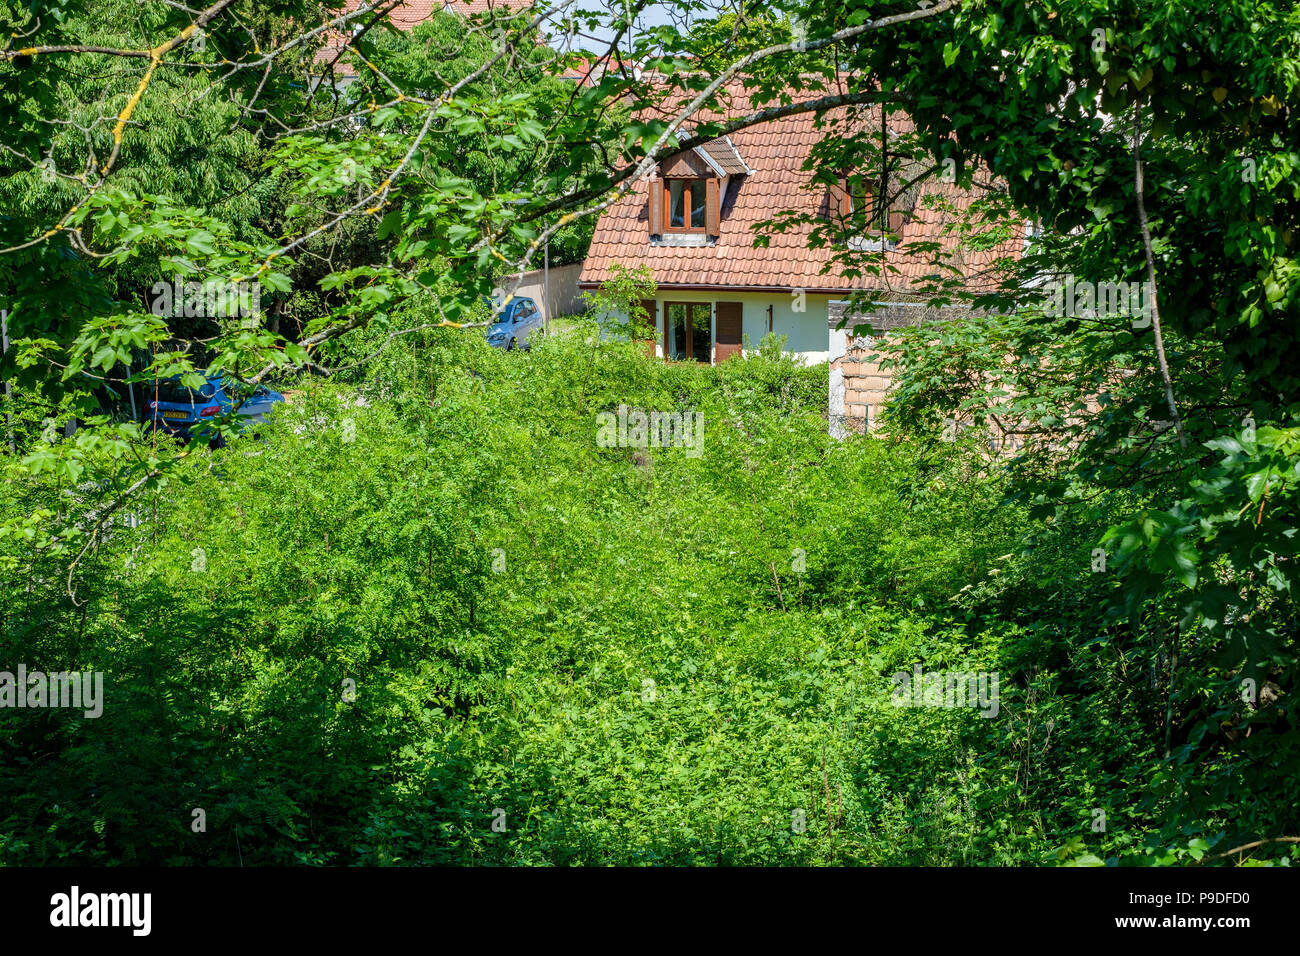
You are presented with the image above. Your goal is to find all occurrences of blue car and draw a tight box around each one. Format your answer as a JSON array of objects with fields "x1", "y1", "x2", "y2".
[
  {"x1": 485, "y1": 296, "x2": 544, "y2": 351},
  {"x1": 146, "y1": 375, "x2": 283, "y2": 446}
]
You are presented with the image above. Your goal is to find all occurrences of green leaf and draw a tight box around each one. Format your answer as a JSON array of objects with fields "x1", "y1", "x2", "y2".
[{"x1": 186, "y1": 230, "x2": 217, "y2": 257}]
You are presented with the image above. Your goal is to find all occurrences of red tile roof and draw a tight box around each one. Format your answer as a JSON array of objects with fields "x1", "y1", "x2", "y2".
[
  {"x1": 444, "y1": 0, "x2": 532, "y2": 14},
  {"x1": 580, "y1": 86, "x2": 1022, "y2": 294},
  {"x1": 315, "y1": 1, "x2": 533, "y2": 67}
]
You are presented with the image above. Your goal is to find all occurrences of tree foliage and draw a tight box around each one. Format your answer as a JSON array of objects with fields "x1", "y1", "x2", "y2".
[{"x1": 1, "y1": 0, "x2": 1297, "y2": 866}]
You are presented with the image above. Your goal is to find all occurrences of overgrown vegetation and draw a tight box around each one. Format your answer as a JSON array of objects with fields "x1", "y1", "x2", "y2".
[
  {"x1": 0, "y1": 324, "x2": 1281, "y2": 865},
  {"x1": 1, "y1": 0, "x2": 1296, "y2": 867}
]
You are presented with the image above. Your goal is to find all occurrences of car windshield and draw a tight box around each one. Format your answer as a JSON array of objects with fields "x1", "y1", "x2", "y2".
[{"x1": 152, "y1": 380, "x2": 213, "y2": 403}]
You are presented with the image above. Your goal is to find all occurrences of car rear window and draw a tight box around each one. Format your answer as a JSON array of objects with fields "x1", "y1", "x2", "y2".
[{"x1": 152, "y1": 380, "x2": 212, "y2": 403}]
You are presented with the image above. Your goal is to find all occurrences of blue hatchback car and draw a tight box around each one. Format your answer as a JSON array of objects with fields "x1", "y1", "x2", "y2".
[
  {"x1": 146, "y1": 375, "x2": 283, "y2": 445},
  {"x1": 486, "y1": 296, "x2": 544, "y2": 350}
]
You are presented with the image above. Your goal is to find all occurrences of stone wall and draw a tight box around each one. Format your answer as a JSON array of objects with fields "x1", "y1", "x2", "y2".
[
  {"x1": 828, "y1": 300, "x2": 962, "y2": 435},
  {"x1": 836, "y1": 351, "x2": 895, "y2": 434},
  {"x1": 828, "y1": 300, "x2": 1058, "y2": 457}
]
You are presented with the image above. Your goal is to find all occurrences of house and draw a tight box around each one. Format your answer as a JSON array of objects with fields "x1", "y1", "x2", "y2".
[{"x1": 578, "y1": 84, "x2": 1023, "y2": 433}]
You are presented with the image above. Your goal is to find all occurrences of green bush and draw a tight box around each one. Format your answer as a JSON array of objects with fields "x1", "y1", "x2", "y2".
[{"x1": 0, "y1": 322, "x2": 1292, "y2": 865}]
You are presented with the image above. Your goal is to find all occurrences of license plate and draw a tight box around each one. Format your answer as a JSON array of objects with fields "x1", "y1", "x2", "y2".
[{"x1": 162, "y1": 410, "x2": 188, "y2": 420}]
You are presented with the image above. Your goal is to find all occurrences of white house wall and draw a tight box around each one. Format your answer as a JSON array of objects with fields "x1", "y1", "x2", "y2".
[{"x1": 639, "y1": 290, "x2": 832, "y2": 363}]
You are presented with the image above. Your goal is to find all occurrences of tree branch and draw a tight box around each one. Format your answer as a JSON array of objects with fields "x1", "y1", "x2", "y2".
[{"x1": 1132, "y1": 101, "x2": 1187, "y2": 448}]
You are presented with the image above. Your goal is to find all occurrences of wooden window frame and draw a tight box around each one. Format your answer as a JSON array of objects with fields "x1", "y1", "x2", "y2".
[
  {"x1": 663, "y1": 301, "x2": 713, "y2": 363},
  {"x1": 843, "y1": 173, "x2": 885, "y2": 231},
  {"x1": 663, "y1": 179, "x2": 711, "y2": 234}
]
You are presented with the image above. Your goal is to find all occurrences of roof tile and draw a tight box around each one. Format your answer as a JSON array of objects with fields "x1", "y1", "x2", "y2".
[{"x1": 580, "y1": 84, "x2": 1022, "y2": 294}]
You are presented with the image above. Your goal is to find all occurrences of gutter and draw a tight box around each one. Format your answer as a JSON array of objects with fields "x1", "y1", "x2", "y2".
[{"x1": 577, "y1": 282, "x2": 857, "y2": 295}]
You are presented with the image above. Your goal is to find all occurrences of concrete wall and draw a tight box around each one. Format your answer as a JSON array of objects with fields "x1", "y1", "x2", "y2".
[{"x1": 497, "y1": 262, "x2": 586, "y2": 320}]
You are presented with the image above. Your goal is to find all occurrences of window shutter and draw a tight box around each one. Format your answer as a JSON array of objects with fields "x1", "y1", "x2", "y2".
[
  {"x1": 889, "y1": 208, "x2": 906, "y2": 236},
  {"x1": 639, "y1": 299, "x2": 657, "y2": 337},
  {"x1": 706, "y1": 177, "x2": 720, "y2": 236},
  {"x1": 639, "y1": 299, "x2": 658, "y2": 358},
  {"x1": 648, "y1": 177, "x2": 663, "y2": 236},
  {"x1": 715, "y1": 301, "x2": 743, "y2": 362},
  {"x1": 829, "y1": 177, "x2": 850, "y2": 221}
]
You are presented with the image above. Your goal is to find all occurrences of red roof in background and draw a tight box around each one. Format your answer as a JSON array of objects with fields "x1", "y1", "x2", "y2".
[
  {"x1": 445, "y1": 0, "x2": 532, "y2": 14},
  {"x1": 580, "y1": 85, "x2": 1023, "y2": 295},
  {"x1": 333, "y1": 0, "x2": 528, "y2": 27},
  {"x1": 315, "y1": 1, "x2": 534, "y2": 70}
]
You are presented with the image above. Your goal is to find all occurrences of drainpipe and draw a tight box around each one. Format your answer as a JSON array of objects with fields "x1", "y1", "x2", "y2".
[{"x1": 827, "y1": 304, "x2": 847, "y2": 439}]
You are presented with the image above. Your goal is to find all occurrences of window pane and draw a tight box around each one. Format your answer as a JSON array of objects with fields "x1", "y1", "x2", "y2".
[
  {"x1": 850, "y1": 177, "x2": 868, "y2": 222},
  {"x1": 668, "y1": 303, "x2": 688, "y2": 359},
  {"x1": 690, "y1": 181, "x2": 707, "y2": 228},
  {"x1": 690, "y1": 304, "x2": 710, "y2": 363},
  {"x1": 668, "y1": 181, "x2": 685, "y2": 227},
  {"x1": 152, "y1": 379, "x2": 206, "y2": 403}
]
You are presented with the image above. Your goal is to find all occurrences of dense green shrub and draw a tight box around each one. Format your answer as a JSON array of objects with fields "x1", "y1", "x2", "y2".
[{"x1": 0, "y1": 324, "x2": 1292, "y2": 865}]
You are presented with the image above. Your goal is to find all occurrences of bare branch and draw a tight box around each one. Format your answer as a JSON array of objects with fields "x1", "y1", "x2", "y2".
[{"x1": 1133, "y1": 101, "x2": 1187, "y2": 448}]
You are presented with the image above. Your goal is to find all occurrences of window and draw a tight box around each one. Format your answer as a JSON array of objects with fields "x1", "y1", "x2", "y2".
[
  {"x1": 1023, "y1": 219, "x2": 1043, "y2": 253},
  {"x1": 153, "y1": 379, "x2": 215, "y2": 403},
  {"x1": 845, "y1": 174, "x2": 885, "y2": 230},
  {"x1": 665, "y1": 180, "x2": 708, "y2": 232},
  {"x1": 665, "y1": 302, "x2": 711, "y2": 363},
  {"x1": 837, "y1": 173, "x2": 898, "y2": 251}
]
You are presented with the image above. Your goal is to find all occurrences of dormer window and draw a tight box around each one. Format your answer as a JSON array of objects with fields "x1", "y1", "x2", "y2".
[
  {"x1": 667, "y1": 179, "x2": 709, "y2": 232},
  {"x1": 835, "y1": 173, "x2": 889, "y2": 232},
  {"x1": 649, "y1": 141, "x2": 738, "y2": 241},
  {"x1": 832, "y1": 169, "x2": 922, "y2": 252},
  {"x1": 1023, "y1": 219, "x2": 1043, "y2": 252}
]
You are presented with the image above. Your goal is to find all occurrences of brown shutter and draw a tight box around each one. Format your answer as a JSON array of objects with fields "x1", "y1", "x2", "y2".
[
  {"x1": 715, "y1": 301, "x2": 743, "y2": 362},
  {"x1": 889, "y1": 208, "x2": 906, "y2": 236},
  {"x1": 648, "y1": 177, "x2": 663, "y2": 236},
  {"x1": 639, "y1": 298, "x2": 658, "y2": 358},
  {"x1": 829, "y1": 177, "x2": 850, "y2": 222},
  {"x1": 706, "y1": 177, "x2": 720, "y2": 236}
]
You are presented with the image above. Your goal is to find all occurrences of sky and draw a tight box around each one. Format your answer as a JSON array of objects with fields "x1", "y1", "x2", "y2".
[{"x1": 552, "y1": 1, "x2": 736, "y2": 53}]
